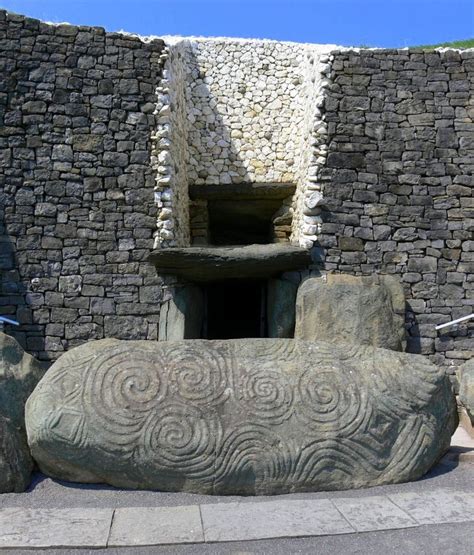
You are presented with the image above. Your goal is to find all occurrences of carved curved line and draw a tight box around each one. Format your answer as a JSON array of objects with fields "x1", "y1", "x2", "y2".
[
  {"x1": 81, "y1": 347, "x2": 167, "y2": 447},
  {"x1": 213, "y1": 425, "x2": 283, "y2": 487},
  {"x1": 294, "y1": 438, "x2": 381, "y2": 483},
  {"x1": 166, "y1": 344, "x2": 230, "y2": 406},
  {"x1": 237, "y1": 369, "x2": 294, "y2": 424},
  {"x1": 382, "y1": 417, "x2": 436, "y2": 479},
  {"x1": 138, "y1": 403, "x2": 220, "y2": 481}
]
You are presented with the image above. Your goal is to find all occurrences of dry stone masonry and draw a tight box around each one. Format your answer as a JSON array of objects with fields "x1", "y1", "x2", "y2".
[
  {"x1": 1, "y1": 11, "x2": 166, "y2": 360},
  {"x1": 0, "y1": 10, "x2": 473, "y2": 371},
  {"x1": 318, "y1": 49, "x2": 474, "y2": 374}
]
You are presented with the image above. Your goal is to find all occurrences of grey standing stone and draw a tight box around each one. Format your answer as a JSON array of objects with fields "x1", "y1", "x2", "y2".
[
  {"x1": 158, "y1": 285, "x2": 204, "y2": 340},
  {"x1": 458, "y1": 359, "x2": 474, "y2": 425},
  {"x1": 267, "y1": 278, "x2": 297, "y2": 338},
  {"x1": 0, "y1": 333, "x2": 44, "y2": 493},
  {"x1": 294, "y1": 274, "x2": 406, "y2": 351},
  {"x1": 26, "y1": 338, "x2": 456, "y2": 495}
]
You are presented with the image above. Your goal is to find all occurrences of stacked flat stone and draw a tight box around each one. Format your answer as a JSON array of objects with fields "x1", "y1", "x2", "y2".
[
  {"x1": 0, "y1": 11, "x2": 166, "y2": 360},
  {"x1": 1, "y1": 9, "x2": 472, "y2": 370},
  {"x1": 318, "y1": 48, "x2": 474, "y2": 374}
]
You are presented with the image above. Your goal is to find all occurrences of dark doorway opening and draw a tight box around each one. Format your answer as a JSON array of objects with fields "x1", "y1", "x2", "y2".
[
  {"x1": 204, "y1": 280, "x2": 267, "y2": 339},
  {"x1": 208, "y1": 199, "x2": 282, "y2": 245}
]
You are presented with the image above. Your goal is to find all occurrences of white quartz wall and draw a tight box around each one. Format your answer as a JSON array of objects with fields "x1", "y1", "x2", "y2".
[
  {"x1": 152, "y1": 41, "x2": 191, "y2": 248},
  {"x1": 153, "y1": 37, "x2": 335, "y2": 249},
  {"x1": 292, "y1": 50, "x2": 334, "y2": 248},
  {"x1": 184, "y1": 39, "x2": 308, "y2": 185}
]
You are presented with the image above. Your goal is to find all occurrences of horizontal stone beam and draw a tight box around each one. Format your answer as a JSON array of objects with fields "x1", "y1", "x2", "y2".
[
  {"x1": 149, "y1": 244, "x2": 311, "y2": 282},
  {"x1": 189, "y1": 183, "x2": 296, "y2": 201}
]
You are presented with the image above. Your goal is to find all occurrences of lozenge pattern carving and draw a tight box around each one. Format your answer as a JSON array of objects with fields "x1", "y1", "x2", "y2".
[{"x1": 26, "y1": 338, "x2": 457, "y2": 495}]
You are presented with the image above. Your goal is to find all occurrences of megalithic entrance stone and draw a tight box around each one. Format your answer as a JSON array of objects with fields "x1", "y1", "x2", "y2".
[
  {"x1": 158, "y1": 285, "x2": 204, "y2": 340},
  {"x1": 26, "y1": 338, "x2": 457, "y2": 495}
]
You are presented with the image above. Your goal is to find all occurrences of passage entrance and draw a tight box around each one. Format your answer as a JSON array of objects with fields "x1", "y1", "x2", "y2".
[{"x1": 204, "y1": 280, "x2": 267, "y2": 339}]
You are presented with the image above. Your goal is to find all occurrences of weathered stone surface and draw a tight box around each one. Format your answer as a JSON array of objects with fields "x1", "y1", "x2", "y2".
[
  {"x1": 189, "y1": 183, "x2": 296, "y2": 201},
  {"x1": 459, "y1": 359, "x2": 474, "y2": 425},
  {"x1": 149, "y1": 244, "x2": 312, "y2": 282},
  {"x1": 318, "y1": 49, "x2": 473, "y2": 370},
  {"x1": 0, "y1": 333, "x2": 44, "y2": 492},
  {"x1": 26, "y1": 338, "x2": 456, "y2": 495},
  {"x1": 294, "y1": 274, "x2": 406, "y2": 351},
  {"x1": 267, "y1": 278, "x2": 298, "y2": 338},
  {"x1": 158, "y1": 285, "x2": 204, "y2": 340}
]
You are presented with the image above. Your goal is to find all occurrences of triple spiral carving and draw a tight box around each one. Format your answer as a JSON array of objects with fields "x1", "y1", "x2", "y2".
[{"x1": 27, "y1": 338, "x2": 452, "y2": 494}]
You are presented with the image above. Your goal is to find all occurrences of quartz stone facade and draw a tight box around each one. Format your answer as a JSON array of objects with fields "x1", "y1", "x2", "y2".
[{"x1": 153, "y1": 38, "x2": 334, "y2": 249}]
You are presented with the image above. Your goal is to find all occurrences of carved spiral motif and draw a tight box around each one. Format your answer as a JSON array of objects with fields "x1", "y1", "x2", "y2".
[
  {"x1": 296, "y1": 368, "x2": 367, "y2": 436},
  {"x1": 167, "y1": 344, "x2": 229, "y2": 407},
  {"x1": 140, "y1": 403, "x2": 218, "y2": 480},
  {"x1": 250, "y1": 339, "x2": 300, "y2": 362},
  {"x1": 26, "y1": 338, "x2": 452, "y2": 495},
  {"x1": 213, "y1": 424, "x2": 285, "y2": 491},
  {"x1": 82, "y1": 348, "x2": 167, "y2": 448},
  {"x1": 239, "y1": 369, "x2": 293, "y2": 424}
]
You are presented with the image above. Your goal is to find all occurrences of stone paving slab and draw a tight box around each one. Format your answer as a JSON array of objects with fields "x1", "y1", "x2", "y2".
[
  {"x1": 201, "y1": 499, "x2": 355, "y2": 542},
  {"x1": 1, "y1": 489, "x2": 474, "y2": 548},
  {"x1": 108, "y1": 505, "x2": 204, "y2": 546},
  {"x1": 0, "y1": 507, "x2": 113, "y2": 549},
  {"x1": 390, "y1": 490, "x2": 474, "y2": 525},
  {"x1": 332, "y1": 495, "x2": 418, "y2": 532}
]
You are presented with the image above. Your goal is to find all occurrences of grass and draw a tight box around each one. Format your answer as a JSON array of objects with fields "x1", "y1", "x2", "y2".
[
  {"x1": 411, "y1": 38, "x2": 474, "y2": 50},
  {"x1": 356, "y1": 39, "x2": 474, "y2": 50}
]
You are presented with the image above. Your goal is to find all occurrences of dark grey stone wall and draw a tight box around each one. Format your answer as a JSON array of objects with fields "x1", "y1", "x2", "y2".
[
  {"x1": 0, "y1": 11, "x2": 166, "y2": 360},
  {"x1": 318, "y1": 49, "x2": 474, "y2": 373}
]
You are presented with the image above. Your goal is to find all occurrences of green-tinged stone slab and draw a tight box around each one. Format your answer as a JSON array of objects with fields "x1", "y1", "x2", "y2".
[
  {"x1": 459, "y1": 359, "x2": 474, "y2": 425},
  {"x1": 26, "y1": 338, "x2": 456, "y2": 495},
  {"x1": 149, "y1": 244, "x2": 311, "y2": 282},
  {"x1": 295, "y1": 274, "x2": 406, "y2": 351},
  {"x1": 0, "y1": 333, "x2": 44, "y2": 492}
]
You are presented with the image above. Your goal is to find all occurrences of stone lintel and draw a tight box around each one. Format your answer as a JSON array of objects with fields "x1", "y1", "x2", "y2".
[
  {"x1": 189, "y1": 183, "x2": 296, "y2": 201},
  {"x1": 149, "y1": 244, "x2": 311, "y2": 282}
]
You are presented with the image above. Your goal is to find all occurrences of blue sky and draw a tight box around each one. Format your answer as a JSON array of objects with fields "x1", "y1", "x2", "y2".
[{"x1": 1, "y1": 0, "x2": 473, "y2": 47}]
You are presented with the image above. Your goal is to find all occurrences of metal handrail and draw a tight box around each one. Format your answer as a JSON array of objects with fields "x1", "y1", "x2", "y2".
[
  {"x1": 435, "y1": 314, "x2": 474, "y2": 331},
  {"x1": 0, "y1": 316, "x2": 20, "y2": 326}
]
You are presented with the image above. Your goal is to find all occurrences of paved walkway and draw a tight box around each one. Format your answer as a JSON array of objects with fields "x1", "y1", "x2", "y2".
[
  {"x1": 1, "y1": 487, "x2": 473, "y2": 549},
  {"x1": 0, "y1": 427, "x2": 472, "y2": 550}
]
